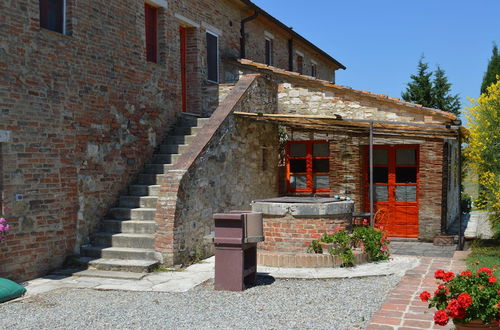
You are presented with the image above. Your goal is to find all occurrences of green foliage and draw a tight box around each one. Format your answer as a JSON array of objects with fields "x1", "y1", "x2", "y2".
[
  {"x1": 460, "y1": 192, "x2": 472, "y2": 214},
  {"x1": 481, "y1": 43, "x2": 500, "y2": 95},
  {"x1": 402, "y1": 56, "x2": 433, "y2": 108},
  {"x1": 306, "y1": 240, "x2": 322, "y2": 254},
  {"x1": 352, "y1": 226, "x2": 391, "y2": 262},
  {"x1": 327, "y1": 229, "x2": 355, "y2": 266},
  {"x1": 402, "y1": 56, "x2": 461, "y2": 115},
  {"x1": 466, "y1": 239, "x2": 500, "y2": 278},
  {"x1": 465, "y1": 79, "x2": 500, "y2": 232}
]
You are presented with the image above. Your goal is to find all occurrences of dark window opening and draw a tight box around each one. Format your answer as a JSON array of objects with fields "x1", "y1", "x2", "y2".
[
  {"x1": 396, "y1": 167, "x2": 417, "y2": 183},
  {"x1": 290, "y1": 159, "x2": 307, "y2": 173},
  {"x1": 40, "y1": 0, "x2": 64, "y2": 33},
  {"x1": 206, "y1": 32, "x2": 219, "y2": 82},
  {"x1": 311, "y1": 63, "x2": 317, "y2": 78},
  {"x1": 373, "y1": 167, "x2": 388, "y2": 183},
  {"x1": 145, "y1": 3, "x2": 158, "y2": 63},
  {"x1": 265, "y1": 38, "x2": 273, "y2": 66}
]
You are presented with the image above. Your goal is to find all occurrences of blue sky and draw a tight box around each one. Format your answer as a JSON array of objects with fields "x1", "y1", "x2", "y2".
[{"x1": 252, "y1": 0, "x2": 500, "y2": 123}]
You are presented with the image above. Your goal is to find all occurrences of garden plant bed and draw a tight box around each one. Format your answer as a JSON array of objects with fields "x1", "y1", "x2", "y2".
[{"x1": 257, "y1": 250, "x2": 368, "y2": 268}]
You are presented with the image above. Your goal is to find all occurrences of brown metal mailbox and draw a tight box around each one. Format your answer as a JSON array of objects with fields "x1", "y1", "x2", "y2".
[{"x1": 213, "y1": 211, "x2": 264, "y2": 291}]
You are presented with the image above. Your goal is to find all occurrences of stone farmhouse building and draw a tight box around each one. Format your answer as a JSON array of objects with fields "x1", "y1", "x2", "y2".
[{"x1": 0, "y1": 0, "x2": 463, "y2": 281}]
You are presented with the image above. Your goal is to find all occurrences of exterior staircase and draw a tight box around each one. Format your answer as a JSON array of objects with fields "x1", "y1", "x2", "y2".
[{"x1": 79, "y1": 114, "x2": 209, "y2": 273}]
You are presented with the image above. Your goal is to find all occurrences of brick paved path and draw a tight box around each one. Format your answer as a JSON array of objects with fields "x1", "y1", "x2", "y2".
[{"x1": 367, "y1": 251, "x2": 470, "y2": 330}]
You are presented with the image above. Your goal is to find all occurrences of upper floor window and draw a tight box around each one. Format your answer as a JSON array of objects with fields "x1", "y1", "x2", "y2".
[
  {"x1": 265, "y1": 38, "x2": 273, "y2": 66},
  {"x1": 296, "y1": 54, "x2": 304, "y2": 75},
  {"x1": 311, "y1": 62, "x2": 317, "y2": 78},
  {"x1": 332, "y1": 70, "x2": 336, "y2": 84},
  {"x1": 145, "y1": 3, "x2": 159, "y2": 63},
  {"x1": 206, "y1": 31, "x2": 219, "y2": 83},
  {"x1": 40, "y1": 0, "x2": 65, "y2": 34},
  {"x1": 287, "y1": 141, "x2": 330, "y2": 193}
]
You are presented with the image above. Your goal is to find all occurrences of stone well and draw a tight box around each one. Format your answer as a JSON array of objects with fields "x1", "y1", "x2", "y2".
[{"x1": 251, "y1": 197, "x2": 359, "y2": 268}]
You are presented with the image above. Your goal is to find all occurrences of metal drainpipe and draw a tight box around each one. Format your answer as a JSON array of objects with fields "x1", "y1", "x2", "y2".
[
  {"x1": 458, "y1": 130, "x2": 463, "y2": 250},
  {"x1": 240, "y1": 11, "x2": 259, "y2": 59},
  {"x1": 369, "y1": 122, "x2": 374, "y2": 227}
]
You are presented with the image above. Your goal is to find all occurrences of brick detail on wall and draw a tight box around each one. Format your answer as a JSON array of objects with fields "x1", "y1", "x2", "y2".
[{"x1": 259, "y1": 215, "x2": 351, "y2": 253}]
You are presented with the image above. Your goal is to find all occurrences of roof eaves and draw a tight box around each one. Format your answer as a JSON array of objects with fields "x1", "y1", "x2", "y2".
[{"x1": 238, "y1": 0, "x2": 346, "y2": 70}]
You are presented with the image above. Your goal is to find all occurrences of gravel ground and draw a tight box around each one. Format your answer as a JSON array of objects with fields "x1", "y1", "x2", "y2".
[{"x1": 0, "y1": 275, "x2": 400, "y2": 330}]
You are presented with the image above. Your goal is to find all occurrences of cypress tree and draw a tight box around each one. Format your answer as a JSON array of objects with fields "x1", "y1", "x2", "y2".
[{"x1": 480, "y1": 43, "x2": 500, "y2": 95}]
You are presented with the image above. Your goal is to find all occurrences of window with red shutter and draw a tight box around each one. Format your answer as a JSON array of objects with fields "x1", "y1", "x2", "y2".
[
  {"x1": 39, "y1": 0, "x2": 65, "y2": 33},
  {"x1": 286, "y1": 141, "x2": 330, "y2": 193},
  {"x1": 145, "y1": 3, "x2": 158, "y2": 63}
]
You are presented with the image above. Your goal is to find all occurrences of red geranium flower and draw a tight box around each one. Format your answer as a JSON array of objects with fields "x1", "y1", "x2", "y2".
[
  {"x1": 457, "y1": 293, "x2": 473, "y2": 308},
  {"x1": 460, "y1": 270, "x2": 473, "y2": 277},
  {"x1": 435, "y1": 269, "x2": 446, "y2": 280},
  {"x1": 489, "y1": 276, "x2": 497, "y2": 283},
  {"x1": 434, "y1": 310, "x2": 449, "y2": 326},
  {"x1": 434, "y1": 284, "x2": 450, "y2": 296},
  {"x1": 477, "y1": 266, "x2": 493, "y2": 276},
  {"x1": 420, "y1": 291, "x2": 431, "y2": 302},
  {"x1": 446, "y1": 299, "x2": 466, "y2": 319},
  {"x1": 443, "y1": 272, "x2": 455, "y2": 282}
]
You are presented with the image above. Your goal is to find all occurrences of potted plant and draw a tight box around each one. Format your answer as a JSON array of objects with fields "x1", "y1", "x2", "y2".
[
  {"x1": 0, "y1": 217, "x2": 9, "y2": 242},
  {"x1": 419, "y1": 267, "x2": 500, "y2": 329}
]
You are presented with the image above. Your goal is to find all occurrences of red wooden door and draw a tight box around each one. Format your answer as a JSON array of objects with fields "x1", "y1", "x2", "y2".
[
  {"x1": 179, "y1": 26, "x2": 187, "y2": 112},
  {"x1": 366, "y1": 145, "x2": 419, "y2": 237}
]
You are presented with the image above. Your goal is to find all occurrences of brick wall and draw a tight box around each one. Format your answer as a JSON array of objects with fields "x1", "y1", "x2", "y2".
[{"x1": 259, "y1": 215, "x2": 351, "y2": 253}]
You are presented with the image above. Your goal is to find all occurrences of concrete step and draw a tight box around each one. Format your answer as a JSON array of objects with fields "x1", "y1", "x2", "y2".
[
  {"x1": 93, "y1": 233, "x2": 155, "y2": 249},
  {"x1": 173, "y1": 125, "x2": 202, "y2": 136},
  {"x1": 165, "y1": 135, "x2": 195, "y2": 145},
  {"x1": 81, "y1": 246, "x2": 158, "y2": 260},
  {"x1": 159, "y1": 143, "x2": 189, "y2": 155},
  {"x1": 72, "y1": 269, "x2": 147, "y2": 280},
  {"x1": 88, "y1": 258, "x2": 159, "y2": 273},
  {"x1": 108, "y1": 207, "x2": 156, "y2": 221},
  {"x1": 180, "y1": 115, "x2": 209, "y2": 128},
  {"x1": 143, "y1": 163, "x2": 172, "y2": 174},
  {"x1": 136, "y1": 173, "x2": 166, "y2": 185},
  {"x1": 119, "y1": 195, "x2": 158, "y2": 208},
  {"x1": 152, "y1": 153, "x2": 173, "y2": 164},
  {"x1": 128, "y1": 184, "x2": 160, "y2": 196},
  {"x1": 101, "y1": 219, "x2": 156, "y2": 233}
]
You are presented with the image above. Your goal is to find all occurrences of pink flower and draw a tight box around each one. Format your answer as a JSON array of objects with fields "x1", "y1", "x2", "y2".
[
  {"x1": 326, "y1": 231, "x2": 334, "y2": 235},
  {"x1": 3, "y1": 224, "x2": 9, "y2": 233},
  {"x1": 305, "y1": 241, "x2": 310, "y2": 246},
  {"x1": 0, "y1": 218, "x2": 5, "y2": 223},
  {"x1": 362, "y1": 218, "x2": 369, "y2": 226},
  {"x1": 0, "y1": 224, "x2": 4, "y2": 232}
]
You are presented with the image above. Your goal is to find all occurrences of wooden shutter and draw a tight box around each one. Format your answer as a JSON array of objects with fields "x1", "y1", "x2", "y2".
[
  {"x1": 145, "y1": 3, "x2": 158, "y2": 63},
  {"x1": 206, "y1": 32, "x2": 218, "y2": 82},
  {"x1": 40, "y1": 0, "x2": 64, "y2": 33}
]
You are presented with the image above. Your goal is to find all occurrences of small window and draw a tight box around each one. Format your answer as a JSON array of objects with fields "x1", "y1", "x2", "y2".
[
  {"x1": 287, "y1": 141, "x2": 330, "y2": 193},
  {"x1": 145, "y1": 3, "x2": 158, "y2": 63},
  {"x1": 296, "y1": 55, "x2": 304, "y2": 75},
  {"x1": 206, "y1": 32, "x2": 219, "y2": 83},
  {"x1": 39, "y1": 0, "x2": 65, "y2": 34},
  {"x1": 265, "y1": 38, "x2": 273, "y2": 66},
  {"x1": 332, "y1": 70, "x2": 336, "y2": 84},
  {"x1": 311, "y1": 63, "x2": 317, "y2": 78}
]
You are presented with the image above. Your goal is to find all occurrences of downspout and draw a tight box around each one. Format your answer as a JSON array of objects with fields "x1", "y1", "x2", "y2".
[
  {"x1": 458, "y1": 130, "x2": 463, "y2": 250},
  {"x1": 240, "y1": 11, "x2": 259, "y2": 59},
  {"x1": 369, "y1": 122, "x2": 374, "y2": 227}
]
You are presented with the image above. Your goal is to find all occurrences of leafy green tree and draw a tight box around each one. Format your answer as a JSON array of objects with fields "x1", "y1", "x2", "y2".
[
  {"x1": 432, "y1": 66, "x2": 461, "y2": 115},
  {"x1": 402, "y1": 57, "x2": 433, "y2": 108},
  {"x1": 402, "y1": 56, "x2": 461, "y2": 115},
  {"x1": 480, "y1": 43, "x2": 500, "y2": 95}
]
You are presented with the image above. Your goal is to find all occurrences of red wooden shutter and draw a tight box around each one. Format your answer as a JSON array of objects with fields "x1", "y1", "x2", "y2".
[{"x1": 145, "y1": 3, "x2": 158, "y2": 63}]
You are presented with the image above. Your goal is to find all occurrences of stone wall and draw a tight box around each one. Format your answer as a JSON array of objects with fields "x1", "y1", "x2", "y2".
[
  {"x1": 278, "y1": 83, "x2": 424, "y2": 123},
  {"x1": 154, "y1": 75, "x2": 279, "y2": 265}
]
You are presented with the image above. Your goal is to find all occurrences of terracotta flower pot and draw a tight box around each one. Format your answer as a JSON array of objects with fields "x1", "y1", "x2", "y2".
[
  {"x1": 319, "y1": 242, "x2": 333, "y2": 255},
  {"x1": 454, "y1": 320, "x2": 500, "y2": 330}
]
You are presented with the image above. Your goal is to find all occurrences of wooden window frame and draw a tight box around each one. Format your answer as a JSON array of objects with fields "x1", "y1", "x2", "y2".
[
  {"x1": 311, "y1": 63, "x2": 317, "y2": 78},
  {"x1": 286, "y1": 140, "x2": 330, "y2": 194},
  {"x1": 145, "y1": 3, "x2": 159, "y2": 63},
  {"x1": 206, "y1": 30, "x2": 219, "y2": 83},
  {"x1": 265, "y1": 37, "x2": 273, "y2": 66},
  {"x1": 39, "y1": 0, "x2": 66, "y2": 34}
]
